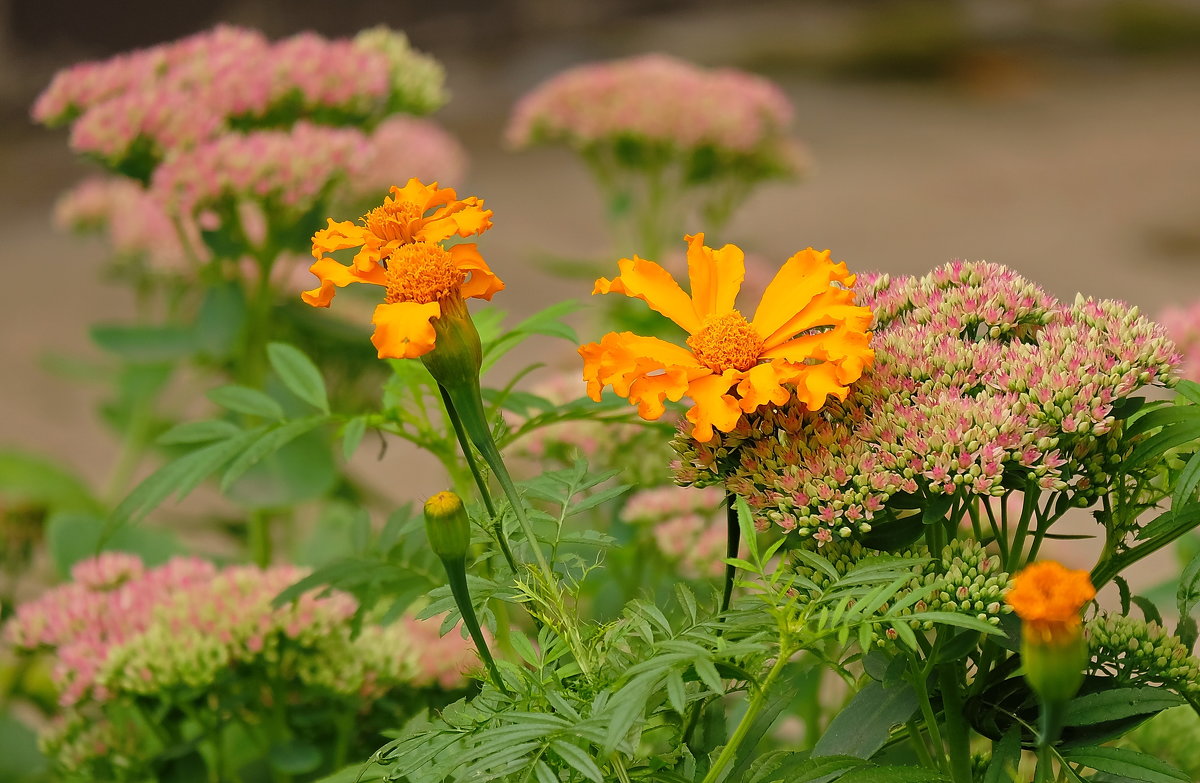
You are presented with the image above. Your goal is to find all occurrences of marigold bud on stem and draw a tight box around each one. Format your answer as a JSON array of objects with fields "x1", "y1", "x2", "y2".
[{"x1": 424, "y1": 491, "x2": 471, "y2": 562}]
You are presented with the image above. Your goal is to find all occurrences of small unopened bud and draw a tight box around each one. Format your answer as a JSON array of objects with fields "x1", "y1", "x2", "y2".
[{"x1": 424, "y1": 491, "x2": 471, "y2": 562}]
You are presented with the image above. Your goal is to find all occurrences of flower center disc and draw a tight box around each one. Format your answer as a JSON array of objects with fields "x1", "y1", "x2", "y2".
[
  {"x1": 365, "y1": 201, "x2": 423, "y2": 243},
  {"x1": 686, "y1": 311, "x2": 764, "y2": 372},
  {"x1": 385, "y1": 242, "x2": 465, "y2": 305}
]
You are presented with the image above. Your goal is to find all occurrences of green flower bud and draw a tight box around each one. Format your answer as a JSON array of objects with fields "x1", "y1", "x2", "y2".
[{"x1": 424, "y1": 491, "x2": 471, "y2": 562}]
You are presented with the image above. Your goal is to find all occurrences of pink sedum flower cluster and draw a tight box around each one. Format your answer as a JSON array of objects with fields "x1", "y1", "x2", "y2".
[
  {"x1": 621, "y1": 486, "x2": 730, "y2": 579},
  {"x1": 507, "y1": 53, "x2": 797, "y2": 162},
  {"x1": 151, "y1": 122, "x2": 370, "y2": 217},
  {"x1": 54, "y1": 177, "x2": 187, "y2": 269},
  {"x1": 353, "y1": 115, "x2": 468, "y2": 196},
  {"x1": 675, "y1": 261, "x2": 1181, "y2": 544},
  {"x1": 6, "y1": 553, "x2": 479, "y2": 707},
  {"x1": 34, "y1": 25, "x2": 446, "y2": 175},
  {"x1": 1160, "y1": 301, "x2": 1200, "y2": 382}
]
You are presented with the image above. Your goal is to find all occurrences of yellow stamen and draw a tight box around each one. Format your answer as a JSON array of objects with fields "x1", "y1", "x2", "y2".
[
  {"x1": 686, "y1": 311, "x2": 764, "y2": 372},
  {"x1": 385, "y1": 242, "x2": 466, "y2": 305},
  {"x1": 365, "y1": 200, "x2": 424, "y2": 243}
]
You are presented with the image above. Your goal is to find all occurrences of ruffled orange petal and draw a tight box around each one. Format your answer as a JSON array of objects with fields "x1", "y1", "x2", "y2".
[
  {"x1": 628, "y1": 367, "x2": 696, "y2": 420},
  {"x1": 752, "y1": 248, "x2": 858, "y2": 348},
  {"x1": 733, "y1": 362, "x2": 795, "y2": 413},
  {"x1": 450, "y1": 244, "x2": 505, "y2": 301},
  {"x1": 370, "y1": 301, "x2": 442, "y2": 359},
  {"x1": 301, "y1": 257, "x2": 388, "y2": 307},
  {"x1": 418, "y1": 197, "x2": 494, "y2": 243},
  {"x1": 762, "y1": 327, "x2": 874, "y2": 385},
  {"x1": 594, "y1": 256, "x2": 702, "y2": 334},
  {"x1": 789, "y1": 361, "x2": 852, "y2": 411},
  {"x1": 579, "y1": 331, "x2": 703, "y2": 401},
  {"x1": 684, "y1": 372, "x2": 743, "y2": 442},
  {"x1": 311, "y1": 219, "x2": 372, "y2": 259},
  {"x1": 685, "y1": 233, "x2": 744, "y2": 320},
  {"x1": 392, "y1": 179, "x2": 457, "y2": 213}
]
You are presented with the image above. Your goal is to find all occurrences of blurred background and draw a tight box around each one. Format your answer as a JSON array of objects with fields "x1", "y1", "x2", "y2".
[{"x1": 2, "y1": 0, "x2": 1200, "y2": 526}]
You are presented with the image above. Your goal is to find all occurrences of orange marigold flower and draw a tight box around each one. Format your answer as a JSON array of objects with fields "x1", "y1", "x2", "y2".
[
  {"x1": 300, "y1": 178, "x2": 503, "y2": 359},
  {"x1": 1005, "y1": 560, "x2": 1096, "y2": 646},
  {"x1": 579, "y1": 234, "x2": 874, "y2": 442}
]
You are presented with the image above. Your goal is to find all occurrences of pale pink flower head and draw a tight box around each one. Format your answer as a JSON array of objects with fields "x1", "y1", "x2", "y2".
[
  {"x1": 1159, "y1": 301, "x2": 1200, "y2": 382},
  {"x1": 33, "y1": 25, "x2": 447, "y2": 178},
  {"x1": 507, "y1": 53, "x2": 801, "y2": 177},
  {"x1": 622, "y1": 486, "x2": 732, "y2": 578},
  {"x1": 55, "y1": 176, "x2": 186, "y2": 270}
]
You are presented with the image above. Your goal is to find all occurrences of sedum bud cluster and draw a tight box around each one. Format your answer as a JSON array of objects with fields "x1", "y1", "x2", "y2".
[
  {"x1": 6, "y1": 553, "x2": 480, "y2": 778},
  {"x1": 902, "y1": 539, "x2": 1012, "y2": 628},
  {"x1": 786, "y1": 537, "x2": 1012, "y2": 639},
  {"x1": 676, "y1": 262, "x2": 1180, "y2": 545},
  {"x1": 1088, "y1": 614, "x2": 1200, "y2": 699}
]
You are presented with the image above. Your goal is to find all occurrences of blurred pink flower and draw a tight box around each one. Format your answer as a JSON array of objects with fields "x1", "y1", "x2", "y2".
[
  {"x1": 507, "y1": 53, "x2": 797, "y2": 161},
  {"x1": 1160, "y1": 301, "x2": 1200, "y2": 382}
]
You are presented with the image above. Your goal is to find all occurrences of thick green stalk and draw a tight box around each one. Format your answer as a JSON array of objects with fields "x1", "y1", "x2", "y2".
[
  {"x1": 249, "y1": 511, "x2": 272, "y2": 567},
  {"x1": 721, "y1": 494, "x2": 738, "y2": 616},
  {"x1": 439, "y1": 386, "x2": 518, "y2": 573},
  {"x1": 938, "y1": 666, "x2": 974, "y2": 782},
  {"x1": 440, "y1": 381, "x2": 553, "y2": 579},
  {"x1": 700, "y1": 648, "x2": 792, "y2": 783},
  {"x1": 442, "y1": 556, "x2": 510, "y2": 695}
]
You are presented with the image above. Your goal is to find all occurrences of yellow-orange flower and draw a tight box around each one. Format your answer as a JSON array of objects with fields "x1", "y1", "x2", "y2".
[
  {"x1": 301, "y1": 179, "x2": 503, "y2": 359},
  {"x1": 579, "y1": 234, "x2": 874, "y2": 442},
  {"x1": 1005, "y1": 561, "x2": 1096, "y2": 646}
]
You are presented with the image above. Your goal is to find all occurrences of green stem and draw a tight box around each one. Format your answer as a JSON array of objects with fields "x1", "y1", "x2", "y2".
[
  {"x1": 721, "y1": 494, "x2": 738, "y2": 616},
  {"x1": 910, "y1": 664, "x2": 947, "y2": 773},
  {"x1": 938, "y1": 666, "x2": 973, "y2": 783},
  {"x1": 1006, "y1": 484, "x2": 1040, "y2": 572},
  {"x1": 700, "y1": 648, "x2": 792, "y2": 783},
  {"x1": 1034, "y1": 699, "x2": 1068, "y2": 783},
  {"x1": 439, "y1": 387, "x2": 517, "y2": 573},
  {"x1": 249, "y1": 511, "x2": 272, "y2": 567},
  {"x1": 104, "y1": 400, "x2": 155, "y2": 505},
  {"x1": 983, "y1": 496, "x2": 1009, "y2": 562},
  {"x1": 440, "y1": 382, "x2": 553, "y2": 580},
  {"x1": 443, "y1": 556, "x2": 510, "y2": 695},
  {"x1": 905, "y1": 717, "x2": 937, "y2": 769}
]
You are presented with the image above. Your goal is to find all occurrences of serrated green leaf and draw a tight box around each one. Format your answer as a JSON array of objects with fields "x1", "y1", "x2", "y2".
[
  {"x1": 1062, "y1": 746, "x2": 1190, "y2": 782},
  {"x1": 666, "y1": 670, "x2": 687, "y2": 715},
  {"x1": 693, "y1": 658, "x2": 725, "y2": 695},
  {"x1": 114, "y1": 428, "x2": 263, "y2": 523},
  {"x1": 735, "y1": 495, "x2": 759, "y2": 562},
  {"x1": 268, "y1": 342, "x2": 330, "y2": 413},
  {"x1": 1174, "y1": 450, "x2": 1200, "y2": 508},
  {"x1": 1131, "y1": 595, "x2": 1163, "y2": 627},
  {"x1": 208, "y1": 385, "x2": 284, "y2": 420},
  {"x1": 219, "y1": 417, "x2": 325, "y2": 491},
  {"x1": 157, "y1": 418, "x2": 242, "y2": 445},
  {"x1": 1115, "y1": 575, "x2": 1132, "y2": 616},
  {"x1": 1178, "y1": 550, "x2": 1200, "y2": 619},
  {"x1": 550, "y1": 740, "x2": 604, "y2": 783}
]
